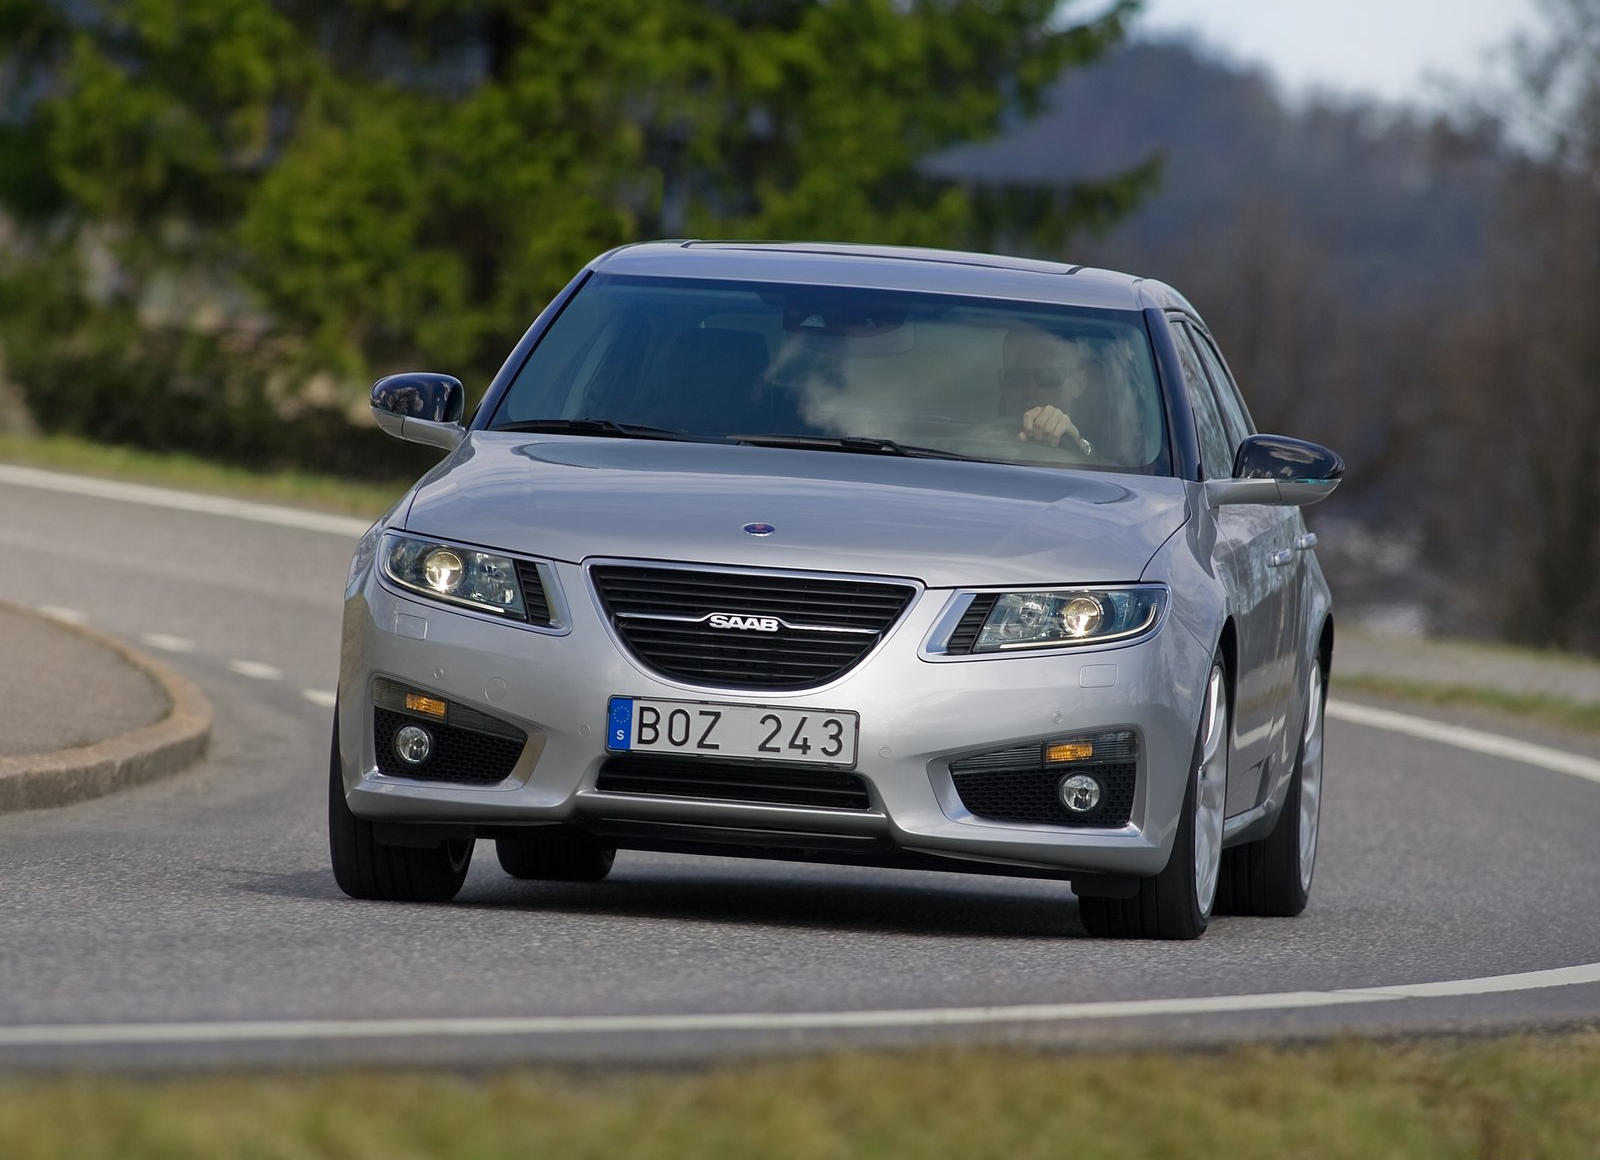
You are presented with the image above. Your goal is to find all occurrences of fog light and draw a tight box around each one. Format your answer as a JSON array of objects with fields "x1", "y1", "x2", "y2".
[
  {"x1": 394, "y1": 724, "x2": 433, "y2": 765},
  {"x1": 1059, "y1": 773, "x2": 1101, "y2": 813}
]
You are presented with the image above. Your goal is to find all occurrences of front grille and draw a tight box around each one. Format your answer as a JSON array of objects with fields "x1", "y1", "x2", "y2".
[
  {"x1": 950, "y1": 730, "x2": 1137, "y2": 827},
  {"x1": 591, "y1": 564, "x2": 915, "y2": 690},
  {"x1": 371, "y1": 678, "x2": 526, "y2": 784},
  {"x1": 596, "y1": 755, "x2": 872, "y2": 810}
]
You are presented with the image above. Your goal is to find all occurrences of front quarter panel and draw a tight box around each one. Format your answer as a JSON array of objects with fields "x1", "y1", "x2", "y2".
[
  {"x1": 1137, "y1": 480, "x2": 1228, "y2": 801},
  {"x1": 1144, "y1": 483, "x2": 1226, "y2": 661}
]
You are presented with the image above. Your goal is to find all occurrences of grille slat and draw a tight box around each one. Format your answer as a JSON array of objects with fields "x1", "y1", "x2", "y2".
[
  {"x1": 596, "y1": 755, "x2": 872, "y2": 810},
  {"x1": 610, "y1": 584, "x2": 905, "y2": 605},
  {"x1": 600, "y1": 571, "x2": 910, "y2": 596},
  {"x1": 619, "y1": 634, "x2": 869, "y2": 659},
  {"x1": 592, "y1": 565, "x2": 915, "y2": 690},
  {"x1": 603, "y1": 577, "x2": 909, "y2": 599}
]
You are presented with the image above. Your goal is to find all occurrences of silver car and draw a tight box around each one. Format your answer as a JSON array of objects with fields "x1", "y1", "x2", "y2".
[{"x1": 329, "y1": 242, "x2": 1341, "y2": 939}]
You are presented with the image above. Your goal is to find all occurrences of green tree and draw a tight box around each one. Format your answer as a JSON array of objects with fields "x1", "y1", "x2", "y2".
[{"x1": 0, "y1": 0, "x2": 1152, "y2": 470}]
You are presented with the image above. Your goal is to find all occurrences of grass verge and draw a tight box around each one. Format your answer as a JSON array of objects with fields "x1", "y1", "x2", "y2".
[
  {"x1": 1336, "y1": 673, "x2": 1600, "y2": 736},
  {"x1": 3, "y1": 1033, "x2": 1599, "y2": 1158},
  {"x1": 0, "y1": 432, "x2": 408, "y2": 519}
]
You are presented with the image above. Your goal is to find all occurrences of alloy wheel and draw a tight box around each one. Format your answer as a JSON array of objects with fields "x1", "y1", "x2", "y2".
[
  {"x1": 1193, "y1": 663, "x2": 1229, "y2": 916},
  {"x1": 1297, "y1": 665, "x2": 1325, "y2": 894}
]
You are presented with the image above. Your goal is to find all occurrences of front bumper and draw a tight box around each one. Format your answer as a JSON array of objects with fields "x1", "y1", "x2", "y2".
[{"x1": 337, "y1": 561, "x2": 1210, "y2": 880}]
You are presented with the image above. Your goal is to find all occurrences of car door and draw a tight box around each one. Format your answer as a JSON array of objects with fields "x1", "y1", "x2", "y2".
[
  {"x1": 1169, "y1": 316, "x2": 1296, "y2": 815},
  {"x1": 1188, "y1": 323, "x2": 1308, "y2": 784}
]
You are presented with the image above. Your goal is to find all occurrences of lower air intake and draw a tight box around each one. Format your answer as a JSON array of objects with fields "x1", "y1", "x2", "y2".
[
  {"x1": 371, "y1": 678, "x2": 526, "y2": 784},
  {"x1": 950, "y1": 730, "x2": 1137, "y2": 828},
  {"x1": 596, "y1": 755, "x2": 872, "y2": 810}
]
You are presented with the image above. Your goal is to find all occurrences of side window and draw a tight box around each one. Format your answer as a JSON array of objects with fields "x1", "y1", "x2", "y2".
[
  {"x1": 1191, "y1": 328, "x2": 1255, "y2": 446},
  {"x1": 1170, "y1": 319, "x2": 1234, "y2": 480}
]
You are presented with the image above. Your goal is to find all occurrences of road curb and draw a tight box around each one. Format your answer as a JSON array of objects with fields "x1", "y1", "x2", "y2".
[{"x1": 0, "y1": 602, "x2": 212, "y2": 814}]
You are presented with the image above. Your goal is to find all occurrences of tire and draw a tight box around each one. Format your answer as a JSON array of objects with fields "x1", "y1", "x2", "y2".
[
  {"x1": 1215, "y1": 662, "x2": 1326, "y2": 917},
  {"x1": 1079, "y1": 658, "x2": 1229, "y2": 940},
  {"x1": 328, "y1": 714, "x2": 474, "y2": 903},
  {"x1": 496, "y1": 828, "x2": 616, "y2": 882}
]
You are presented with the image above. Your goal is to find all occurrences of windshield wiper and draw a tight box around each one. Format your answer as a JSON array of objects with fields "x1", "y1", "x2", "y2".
[
  {"x1": 497, "y1": 422, "x2": 975, "y2": 458},
  {"x1": 732, "y1": 434, "x2": 977, "y2": 461},
  {"x1": 494, "y1": 418, "x2": 707, "y2": 441}
]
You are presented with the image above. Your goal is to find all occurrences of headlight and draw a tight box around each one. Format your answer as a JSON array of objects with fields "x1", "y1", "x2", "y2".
[
  {"x1": 380, "y1": 532, "x2": 528, "y2": 618},
  {"x1": 968, "y1": 586, "x2": 1166, "y2": 652}
]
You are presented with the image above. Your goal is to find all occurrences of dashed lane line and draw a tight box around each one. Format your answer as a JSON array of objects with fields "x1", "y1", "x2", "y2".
[
  {"x1": 32, "y1": 604, "x2": 322, "y2": 703},
  {"x1": 227, "y1": 659, "x2": 284, "y2": 681},
  {"x1": 0, "y1": 463, "x2": 373, "y2": 539},
  {"x1": 138, "y1": 633, "x2": 196, "y2": 653}
]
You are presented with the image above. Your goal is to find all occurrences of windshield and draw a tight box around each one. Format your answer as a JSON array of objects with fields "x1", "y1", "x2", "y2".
[{"x1": 489, "y1": 274, "x2": 1171, "y2": 474}]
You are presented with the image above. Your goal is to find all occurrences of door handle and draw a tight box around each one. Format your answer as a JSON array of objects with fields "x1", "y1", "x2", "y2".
[
  {"x1": 1267, "y1": 549, "x2": 1294, "y2": 568},
  {"x1": 1295, "y1": 533, "x2": 1318, "y2": 551}
]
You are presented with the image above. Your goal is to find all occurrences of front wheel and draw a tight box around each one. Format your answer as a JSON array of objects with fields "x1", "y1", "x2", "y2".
[
  {"x1": 328, "y1": 714, "x2": 474, "y2": 903},
  {"x1": 1079, "y1": 659, "x2": 1229, "y2": 940},
  {"x1": 1215, "y1": 662, "x2": 1325, "y2": 916}
]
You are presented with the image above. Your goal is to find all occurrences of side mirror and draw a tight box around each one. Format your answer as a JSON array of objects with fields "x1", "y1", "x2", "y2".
[
  {"x1": 1205, "y1": 434, "x2": 1343, "y2": 507},
  {"x1": 371, "y1": 373, "x2": 466, "y2": 450}
]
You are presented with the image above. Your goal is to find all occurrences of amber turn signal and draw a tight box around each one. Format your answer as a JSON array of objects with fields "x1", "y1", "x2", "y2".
[
  {"x1": 1044, "y1": 741, "x2": 1094, "y2": 764},
  {"x1": 404, "y1": 693, "x2": 448, "y2": 718}
]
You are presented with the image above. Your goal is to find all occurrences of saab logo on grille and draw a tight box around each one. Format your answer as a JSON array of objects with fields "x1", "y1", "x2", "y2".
[{"x1": 707, "y1": 614, "x2": 782, "y2": 632}]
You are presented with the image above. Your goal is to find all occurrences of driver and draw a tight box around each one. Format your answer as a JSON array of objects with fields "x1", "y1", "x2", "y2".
[{"x1": 997, "y1": 325, "x2": 1096, "y2": 456}]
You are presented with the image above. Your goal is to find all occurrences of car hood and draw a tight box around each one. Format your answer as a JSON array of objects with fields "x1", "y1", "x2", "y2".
[{"x1": 401, "y1": 433, "x2": 1189, "y2": 587}]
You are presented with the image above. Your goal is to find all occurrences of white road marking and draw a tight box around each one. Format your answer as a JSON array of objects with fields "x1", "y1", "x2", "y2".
[
  {"x1": 1327, "y1": 698, "x2": 1600, "y2": 785},
  {"x1": 36, "y1": 605, "x2": 88, "y2": 625},
  {"x1": 0, "y1": 463, "x2": 374, "y2": 539},
  {"x1": 302, "y1": 689, "x2": 337, "y2": 708},
  {"x1": 138, "y1": 633, "x2": 196, "y2": 653},
  {"x1": 228, "y1": 660, "x2": 283, "y2": 681},
  {"x1": 1, "y1": 962, "x2": 1598, "y2": 1048}
]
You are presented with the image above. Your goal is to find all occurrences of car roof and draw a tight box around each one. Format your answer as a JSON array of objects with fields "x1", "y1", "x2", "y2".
[{"x1": 592, "y1": 240, "x2": 1161, "y2": 312}]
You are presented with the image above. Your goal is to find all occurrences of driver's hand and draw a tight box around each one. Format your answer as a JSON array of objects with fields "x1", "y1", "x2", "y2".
[{"x1": 1019, "y1": 405, "x2": 1081, "y2": 448}]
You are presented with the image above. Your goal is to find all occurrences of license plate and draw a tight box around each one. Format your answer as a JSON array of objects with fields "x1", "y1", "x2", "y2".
[{"x1": 607, "y1": 697, "x2": 859, "y2": 767}]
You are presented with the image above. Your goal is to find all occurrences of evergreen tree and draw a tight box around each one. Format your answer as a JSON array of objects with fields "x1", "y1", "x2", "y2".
[{"x1": 0, "y1": 0, "x2": 1151, "y2": 466}]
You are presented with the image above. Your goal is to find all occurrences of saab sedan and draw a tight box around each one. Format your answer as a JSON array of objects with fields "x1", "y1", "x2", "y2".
[{"x1": 329, "y1": 241, "x2": 1341, "y2": 939}]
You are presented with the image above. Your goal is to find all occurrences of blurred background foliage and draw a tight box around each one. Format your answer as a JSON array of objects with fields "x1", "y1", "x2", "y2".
[
  {"x1": 1, "y1": 0, "x2": 1598, "y2": 652},
  {"x1": 0, "y1": 0, "x2": 1150, "y2": 477}
]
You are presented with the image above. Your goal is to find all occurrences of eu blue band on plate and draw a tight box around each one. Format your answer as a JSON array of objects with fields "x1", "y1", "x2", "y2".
[{"x1": 607, "y1": 698, "x2": 633, "y2": 750}]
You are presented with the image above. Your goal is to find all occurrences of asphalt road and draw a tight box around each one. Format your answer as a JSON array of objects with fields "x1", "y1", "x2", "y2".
[{"x1": 2, "y1": 475, "x2": 1598, "y2": 1070}]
